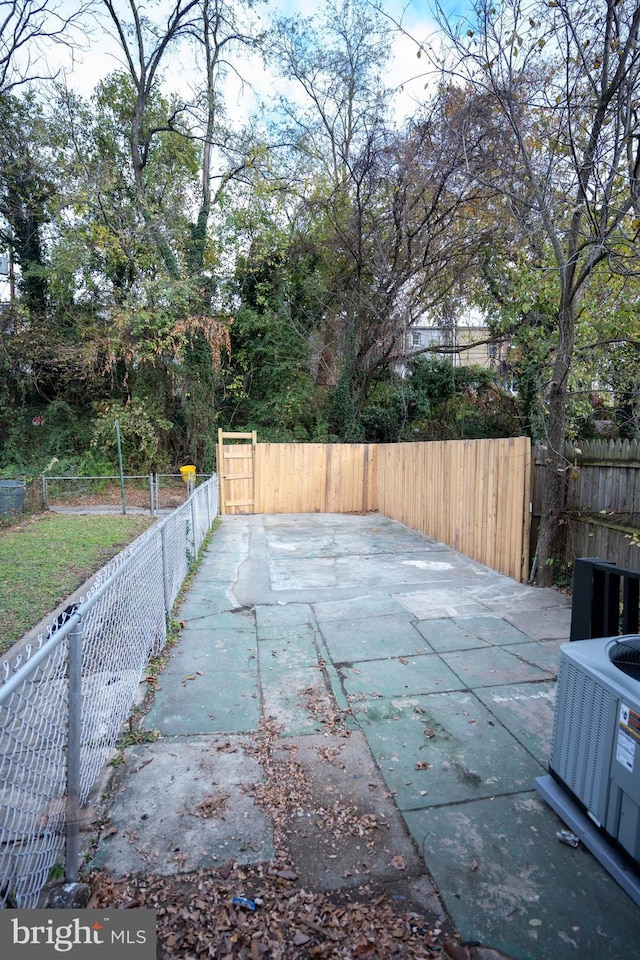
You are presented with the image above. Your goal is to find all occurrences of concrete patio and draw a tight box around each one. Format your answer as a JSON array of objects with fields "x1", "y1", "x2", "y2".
[{"x1": 92, "y1": 513, "x2": 640, "y2": 959}]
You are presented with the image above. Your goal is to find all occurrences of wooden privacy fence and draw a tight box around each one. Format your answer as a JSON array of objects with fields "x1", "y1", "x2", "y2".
[
  {"x1": 533, "y1": 438, "x2": 640, "y2": 570},
  {"x1": 218, "y1": 433, "x2": 531, "y2": 582},
  {"x1": 564, "y1": 438, "x2": 640, "y2": 520},
  {"x1": 376, "y1": 438, "x2": 531, "y2": 583},
  {"x1": 255, "y1": 442, "x2": 377, "y2": 515}
]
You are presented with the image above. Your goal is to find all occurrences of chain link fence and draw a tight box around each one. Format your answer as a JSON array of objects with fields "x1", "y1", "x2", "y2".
[
  {"x1": 39, "y1": 473, "x2": 210, "y2": 516},
  {"x1": 0, "y1": 474, "x2": 219, "y2": 907}
]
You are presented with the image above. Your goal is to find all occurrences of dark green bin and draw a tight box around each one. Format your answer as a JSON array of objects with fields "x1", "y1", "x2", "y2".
[{"x1": 0, "y1": 480, "x2": 26, "y2": 519}]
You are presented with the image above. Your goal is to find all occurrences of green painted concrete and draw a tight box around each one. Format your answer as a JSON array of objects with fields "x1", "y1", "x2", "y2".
[
  {"x1": 255, "y1": 602, "x2": 316, "y2": 631},
  {"x1": 339, "y1": 653, "x2": 462, "y2": 698},
  {"x1": 178, "y1": 587, "x2": 236, "y2": 618},
  {"x1": 143, "y1": 624, "x2": 260, "y2": 734},
  {"x1": 404, "y1": 793, "x2": 636, "y2": 960},
  {"x1": 416, "y1": 617, "x2": 493, "y2": 652},
  {"x1": 355, "y1": 691, "x2": 545, "y2": 810},
  {"x1": 473, "y1": 681, "x2": 557, "y2": 767},
  {"x1": 319, "y1": 614, "x2": 425, "y2": 662},
  {"x1": 111, "y1": 514, "x2": 639, "y2": 960},
  {"x1": 452, "y1": 615, "x2": 533, "y2": 645},
  {"x1": 440, "y1": 645, "x2": 555, "y2": 688},
  {"x1": 502, "y1": 639, "x2": 564, "y2": 674},
  {"x1": 313, "y1": 594, "x2": 412, "y2": 623}
]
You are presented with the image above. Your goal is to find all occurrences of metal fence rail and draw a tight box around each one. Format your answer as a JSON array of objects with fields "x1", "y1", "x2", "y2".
[{"x1": 0, "y1": 474, "x2": 219, "y2": 907}]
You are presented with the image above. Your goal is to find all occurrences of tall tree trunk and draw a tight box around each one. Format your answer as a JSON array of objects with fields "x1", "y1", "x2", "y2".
[
  {"x1": 187, "y1": 0, "x2": 215, "y2": 278},
  {"x1": 130, "y1": 101, "x2": 181, "y2": 279},
  {"x1": 534, "y1": 295, "x2": 575, "y2": 586}
]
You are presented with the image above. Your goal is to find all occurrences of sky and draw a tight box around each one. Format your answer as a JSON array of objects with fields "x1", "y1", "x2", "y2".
[{"x1": 47, "y1": 0, "x2": 476, "y2": 125}]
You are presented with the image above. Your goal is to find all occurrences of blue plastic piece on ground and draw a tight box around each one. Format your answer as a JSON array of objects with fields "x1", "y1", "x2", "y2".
[{"x1": 232, "y1": 896, "x2": 256, "y2": 911}]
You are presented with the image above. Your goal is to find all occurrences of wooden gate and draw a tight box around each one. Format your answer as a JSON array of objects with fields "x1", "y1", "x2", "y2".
[{"x1": 217, "y1": 430, "x2": 257, "y2": 515}]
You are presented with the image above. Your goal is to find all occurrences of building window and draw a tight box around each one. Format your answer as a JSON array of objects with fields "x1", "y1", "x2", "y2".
[{"x1": 411, "y1": 332, "x2": 421, "y2": 346}]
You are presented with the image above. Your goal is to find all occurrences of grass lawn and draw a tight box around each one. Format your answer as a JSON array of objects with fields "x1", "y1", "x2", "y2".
[{"x1": 0, "y1": 512, "x2": 155, "y2": 656}]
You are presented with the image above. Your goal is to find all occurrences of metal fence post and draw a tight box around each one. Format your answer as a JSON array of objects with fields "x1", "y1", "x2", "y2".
[
  {"x1": 41, "y1": 474, "x2": 48, "y2": 509},
  {"x1": 190, "y1": 495, "x2": 197, "y2": 558},
  {"x1": 205, "y1": 478, "x2": 212, "y2": 531},
  {"x1": 148, "y1": 474, "x2": 155, "y2": 517},
  {"x1": 65, "y1": 615, "x2": 83, "y2": 882},
  {"x1": 160, "y1": 523, "x2": 171, "y2": 619}
]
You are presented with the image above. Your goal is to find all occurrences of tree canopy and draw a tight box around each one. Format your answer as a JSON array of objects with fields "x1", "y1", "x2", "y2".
[{"x1": 1, "y1": 0, "x2": 639, "y2": 584}]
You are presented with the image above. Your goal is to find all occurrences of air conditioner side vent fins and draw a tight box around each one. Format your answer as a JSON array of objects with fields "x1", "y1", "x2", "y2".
[{"x1": 550, "y1": 659, "x2": 614, "y2": 821}]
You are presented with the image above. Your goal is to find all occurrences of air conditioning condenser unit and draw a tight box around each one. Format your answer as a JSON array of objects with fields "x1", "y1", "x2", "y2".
[{"x1": 537, "y1": 635, "x2": 640, "y2": 903}]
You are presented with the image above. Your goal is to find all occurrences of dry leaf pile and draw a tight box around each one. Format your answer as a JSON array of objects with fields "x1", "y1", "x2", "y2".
[
  {"x1": 300, "y1": 686, "x2": 353, "y2": 735},
  {"x1": 246, "y1": 718, "x2": 387, "y2": 853},
  {"x1": 88, "y1": 864, "x2": 446, "y2": 959}
]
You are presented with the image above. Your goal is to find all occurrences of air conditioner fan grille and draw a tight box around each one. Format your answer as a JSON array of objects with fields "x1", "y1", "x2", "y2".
[{"x1": 608, "y1": 636, "x2": 640, "y2": 681}]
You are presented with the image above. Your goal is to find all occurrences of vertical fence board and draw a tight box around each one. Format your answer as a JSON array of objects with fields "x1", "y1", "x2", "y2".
[{"x1": 217, "y1": 431, "x2": 256, "y2": 515}]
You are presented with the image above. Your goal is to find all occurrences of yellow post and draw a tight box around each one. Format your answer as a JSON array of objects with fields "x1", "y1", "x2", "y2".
[{"x1": 179, "y1": 465, "x2": 196, "y2": 495}]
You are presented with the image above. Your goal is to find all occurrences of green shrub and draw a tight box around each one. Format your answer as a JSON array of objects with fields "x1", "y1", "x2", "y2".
[{"x1": 90, "y1": 400, "x2": 172, "y2": 473}]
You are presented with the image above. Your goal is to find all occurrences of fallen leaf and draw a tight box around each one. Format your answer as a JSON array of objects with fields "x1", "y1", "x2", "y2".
[
  {"x1": 470, "y1": 858, "x2": 479, "y2": 871},
  {"x1": 131, "y1": 758, "x2": 153, "y2": 774},
  {"x1": 390, "y1": 854, "x2": 406, "y2": 870},
  {"x1": 194, "y1": 793, "x2": 229, "y2": 818},
  {"x1": 355, "y1": 943, "x2": 376, "y2": 957},
  {"x1": 444, "y1": 939, "x2": 470, "y2": 960}
]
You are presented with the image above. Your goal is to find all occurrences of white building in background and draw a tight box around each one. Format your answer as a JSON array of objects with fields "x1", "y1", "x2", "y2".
[
  {"x1": 406, "y1": 323, "x2": 499, "y2": 369},
  {"x1": 0, "y1": 253, "x2": 11, "y2": 305},
  {"x1": 394, "y1": 304, "x2": 515, "y2": 391}
]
